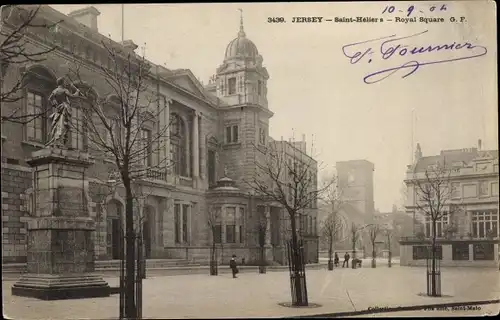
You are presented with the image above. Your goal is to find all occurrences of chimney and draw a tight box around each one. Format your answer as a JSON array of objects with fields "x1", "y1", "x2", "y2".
[
  {"x1": 302, "y1": 134, "x2": 305, "y2": 142},
  {"x1": 68, "y1": 6, "x2": 100, "y2": 32},
  {"x1": 478, "y1": 139, "x2": 482, "y2": 151},
  {"x1": 121, "y1": 40, "x2": 138, "y2": 52}
]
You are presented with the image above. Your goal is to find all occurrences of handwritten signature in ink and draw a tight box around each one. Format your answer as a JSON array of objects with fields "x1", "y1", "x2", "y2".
[{"x1": 342, "y1": 30, "x2": 488, "y2": 84}]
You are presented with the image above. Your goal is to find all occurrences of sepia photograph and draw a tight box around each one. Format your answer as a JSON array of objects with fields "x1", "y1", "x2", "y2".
[{"x1": 1, "y1": 1, "x2": 498, "y2": 318}]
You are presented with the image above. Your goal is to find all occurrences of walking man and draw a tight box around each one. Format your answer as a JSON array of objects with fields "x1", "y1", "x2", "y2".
[
  {"x1": 230, "y1": 254, "x2": 239, "y2": 278},
  {"x1": 342, "y1": 252, "x2": 350, "y2": 268},
  {"x1": 334, "y1": 252, "x2": 340, "y2": 267}
]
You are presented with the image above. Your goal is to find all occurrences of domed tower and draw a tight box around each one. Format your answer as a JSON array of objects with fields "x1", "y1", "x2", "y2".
[
  {"x1": 208, "y1": 11, "x2": 273, "y2": 191},
  {"x1": 214, "y1": 11, "x2": 269, "y2": 108}
]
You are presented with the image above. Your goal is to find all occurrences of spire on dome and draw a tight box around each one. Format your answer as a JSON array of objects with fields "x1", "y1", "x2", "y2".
[{"x1": 238, "y1": 8, "x2": 245, "y2": 37}]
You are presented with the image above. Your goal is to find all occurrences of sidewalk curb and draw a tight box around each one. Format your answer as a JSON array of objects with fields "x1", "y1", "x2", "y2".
[{"x1": 287, "y1": 299, "x2": 500, "y2": 318}]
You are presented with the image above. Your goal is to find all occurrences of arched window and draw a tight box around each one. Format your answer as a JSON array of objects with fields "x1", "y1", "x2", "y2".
[
  {"x1": 72, "y1": 84, "x2": 96, "y2": 151},
  {"x1": 170, "y1": 113, "x2": 187, "y2": 176},
  {"x1": 23, "y1": 65, "x2": 57, "y2": 143}
]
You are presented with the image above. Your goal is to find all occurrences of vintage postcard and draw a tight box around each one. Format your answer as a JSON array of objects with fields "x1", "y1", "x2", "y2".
[{"x1": 1, "y1": 1, "x2": 498, "y2": 319}]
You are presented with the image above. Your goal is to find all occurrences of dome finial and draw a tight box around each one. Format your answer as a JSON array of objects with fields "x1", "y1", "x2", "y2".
[{"x1": 238, "y1": 8, "x2": 245, "y2": 37}]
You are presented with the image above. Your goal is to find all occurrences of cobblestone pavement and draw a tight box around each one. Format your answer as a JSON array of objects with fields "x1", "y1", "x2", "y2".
[{"x1": 3, "y1": 265, "x2": 499, "y2": 319}]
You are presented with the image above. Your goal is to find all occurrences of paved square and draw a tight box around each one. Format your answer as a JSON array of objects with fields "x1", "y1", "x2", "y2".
[{"x1": 3, "y1": 263, "x2": 500, "y2": 319}]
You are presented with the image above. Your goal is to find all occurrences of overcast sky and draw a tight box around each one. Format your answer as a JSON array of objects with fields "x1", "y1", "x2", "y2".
[{"x1": 51, "y1": 2, "x2": 497, "y2": 212}]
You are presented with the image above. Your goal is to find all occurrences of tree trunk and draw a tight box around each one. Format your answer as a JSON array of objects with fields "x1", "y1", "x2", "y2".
[
  {"x1": 371, "y1": 244, "x2": 376, "y2": 268},
  {"x1": 431, "y1": 220, "x2": 437, "y2": 297},
  {"x1": 328, "y1": 238, "x2": 333, "y2": 270},
  {"x1": 123, "y1": 177, "x2": 137, "y2": 319},
  {"x1": 210, "y1": 239, "x2": 218, "y2": 276},
  {"x1": 259, "y1": 246, "x2": 266, "y2": 273},
  {"x1": 387, "y1": 235, "x2": 392, "y2": 267},
  {"x1": 289, "y1": 212, "x2": 307, "y2": 306},
  {"x1": 328, "y1": 238, "x2": 333, "y2": 262},
  {"x1": 351, "y1": 234, "x2": 356, "y2": 269}
]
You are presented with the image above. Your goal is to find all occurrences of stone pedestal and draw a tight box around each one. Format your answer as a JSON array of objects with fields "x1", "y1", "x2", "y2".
[{"x1": 11, "y1": 148, "x2": 110, "y2": 300}]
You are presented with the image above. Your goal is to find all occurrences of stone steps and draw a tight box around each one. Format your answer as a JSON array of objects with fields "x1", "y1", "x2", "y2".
[
  {"x1": 2, "y1": 261, "x2": 328, "y2": 277},
  {"x1": 2, "y1": 259, "x2": 201, "y2": 274}
]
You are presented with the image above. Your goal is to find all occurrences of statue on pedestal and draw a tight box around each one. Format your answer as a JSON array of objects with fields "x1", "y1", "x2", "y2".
[{"x1": 46, "y1": 77, "x2": 82, "y2": 148}]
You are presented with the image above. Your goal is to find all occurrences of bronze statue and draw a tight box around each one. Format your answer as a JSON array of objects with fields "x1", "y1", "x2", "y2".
[{"x1": 46, "y1": 77, "x2": 82, "y2": 148}]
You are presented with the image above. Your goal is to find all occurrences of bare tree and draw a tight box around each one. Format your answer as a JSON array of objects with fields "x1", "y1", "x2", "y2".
[
  {"x1": 410, "y1": 162, "x2": 460, "y2": 297},
  {"x1": 1, "y1": 5, "x2": 61, "y2": 122},
  {"x1": 244, "y1": 139, "x2": 333, "y2": 306},
  {"x1": 206, "y1": 204, "x2": 222, "y2": 276},
  {"x1": 64, "y1": 38, "x2": 172, "y2": 318},
  {"x1": 368, "y1": 224, "x2": 381, "y2": 268},
  {"x1": 350, "y1": 222, "x2": 361, "y2": 268},
  {"x1": 320, "y1": 174, "x2": 343, "y2": 270}
]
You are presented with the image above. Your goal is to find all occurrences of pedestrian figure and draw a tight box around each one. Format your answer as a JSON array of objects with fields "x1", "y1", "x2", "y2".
[
  {"x1": 342, "y1": 252, "x2": 350, "y2": 268},
  {"x1": 334, "y1": 252, "x2": 340, "y2": 267},
  {"x1": 230, "y1": 254, "x2": 239, "y2": 278}
]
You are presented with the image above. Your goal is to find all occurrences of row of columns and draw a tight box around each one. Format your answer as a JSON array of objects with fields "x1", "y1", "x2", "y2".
[{"x1": 158, "y1": 99, "x2": 202, "y2": 185}]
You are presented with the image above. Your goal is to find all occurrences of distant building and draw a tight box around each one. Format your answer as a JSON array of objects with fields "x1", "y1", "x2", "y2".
[
  {"x1": 399, "y1": 142, "x2": 499, "y2": 267},
  {"x1": 318, "y1": 160, "x2": 375, "y2": 255},
  {"x1": 336, "y1": 160, "x2": 375, "y2": 217}
]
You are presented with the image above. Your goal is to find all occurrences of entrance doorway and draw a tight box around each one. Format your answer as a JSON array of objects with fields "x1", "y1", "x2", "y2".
[
  {"x1": 143, "y1": 219, "x2": 151, "y2": 259},
  {"x1": 106, "y1": 200, "x2": 123, "y2": 260},
  {"x1": 111, "y1": 218, "x2": 122, "y2": 260},
  {"x1": 142, "y1": 207, "x2": 154, "y2": 259}
]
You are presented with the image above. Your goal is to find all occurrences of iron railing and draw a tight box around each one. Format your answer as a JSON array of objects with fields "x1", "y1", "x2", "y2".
[
  {"x1": 286, "y1": 239, "x2": 308, "y2": 306},
  {"x1": 426, "y1": 247, "x2": 441, "y2": 297}
]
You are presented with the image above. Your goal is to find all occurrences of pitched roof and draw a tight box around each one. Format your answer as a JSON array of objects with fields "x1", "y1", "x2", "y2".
[{"x1": 413, "y1": 149, "x2": 498, "y2": 172}]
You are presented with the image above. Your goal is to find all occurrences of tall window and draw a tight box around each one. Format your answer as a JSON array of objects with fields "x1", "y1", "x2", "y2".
[
  {"x1": 174, "y1": 204, "x2": 181, "y2": 243},
  {"x1": 182, "y1": 204, "x2": 189, "y2": 243},
  {"x1": 238, "y1": 207, "x2": 245, "y2": 243},
  {"x1": 257, "y1": 80, "x2": 262, "y2": 96},
  {"x1": 424, "y1": 212, "x2": 449, "y2": 238},
  {"x1": 71, "y1": 105, "x2": 86, "y2": 150},
  {"x1": 226, "y1": 225, "x2": 236, "y2": 243},
  {"x1": 226, "y1": 125, "x2": 239, "y2": 143},
  {"x1": 170, "y1": 113, "x2": 187, "y2": 176},
  {"x1": 213, "y1": 225, "x2": 222, "y2": 243},
  {"x1": 141, "y1": 128, "x2": 152, "y2": 166},
  {"x1": 259, "y1": 127, "x2": 266, "y2": 145},
  {"x1": 104, "y1": 118, "x2": 121, "y2": 150},
  {"x1": 26, "y1": 91, "x2": 45, "y2": 142},
  {"x1": 228, "y1": 77, "x2": 236, "y2": 95},
  {"x1": 225, "y1": 206, "x2": 237, "y2": 243},
  {"x1": 472, "y1": 210, "x2": 498, "y2": 238},
  {"x1": 208, "y1": 150, "x2": 216, "y2": 186}
]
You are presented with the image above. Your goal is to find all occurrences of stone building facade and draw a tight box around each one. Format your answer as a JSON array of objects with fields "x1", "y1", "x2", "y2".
[
  {"x1": 399, "y1": 142, "x2": 499, "y2": 267},
  {"x1": 1, "y1": 5, "x2": 319, "y2": 265}
]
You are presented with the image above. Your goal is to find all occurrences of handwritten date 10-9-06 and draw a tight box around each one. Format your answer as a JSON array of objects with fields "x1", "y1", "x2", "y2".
[
  {"x1": 382, "y1": 4, "x2": 447, "y2": 17},
  {"x1": 342, "y1": 30, "x2": 488, "y2": 84}
]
